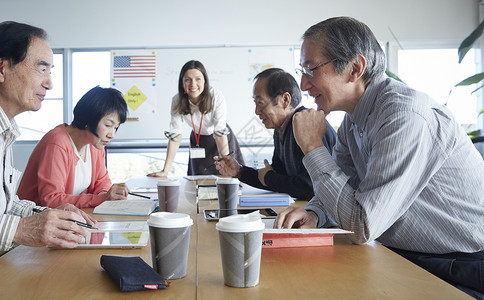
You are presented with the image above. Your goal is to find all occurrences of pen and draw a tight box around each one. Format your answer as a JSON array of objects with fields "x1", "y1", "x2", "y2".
[
  {"x1": 204, "y1": 151, "x2": 234, "y2": 171},
  {"x1": 68, "y1": 219, "x2": 98, "y2": 230},
  {"x1": 32, "y1": 208, "x2": 97, "y2": 229},
  {"x1": 128, "y1": 192, "x2": 151, "y2": 199}
]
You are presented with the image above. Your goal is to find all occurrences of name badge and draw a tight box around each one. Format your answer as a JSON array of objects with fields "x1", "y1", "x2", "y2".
[{"x1": 190, "y1": 147, "x2": 206, "y2": 159}]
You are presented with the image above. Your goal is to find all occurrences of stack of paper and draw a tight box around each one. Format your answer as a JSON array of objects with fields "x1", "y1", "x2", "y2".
[
  {"x1": 196, "y1": 185, "x2": 242, "y2": 200},
  {"x1": 197, "y1": 185, "x2": 218, "y2": 200}
]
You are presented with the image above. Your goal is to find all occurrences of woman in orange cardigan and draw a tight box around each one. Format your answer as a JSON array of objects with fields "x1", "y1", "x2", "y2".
[{"x1": 17, "y1": 86, "x2": 129, "y2": 208}]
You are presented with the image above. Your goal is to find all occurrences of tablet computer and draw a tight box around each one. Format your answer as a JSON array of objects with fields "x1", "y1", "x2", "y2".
[
  {"x1": 76, "y1": 221, "x2": 149, "y2": 249},
  {"x1": 203, "y1": 208, "x2": 278, "y2": 221}
]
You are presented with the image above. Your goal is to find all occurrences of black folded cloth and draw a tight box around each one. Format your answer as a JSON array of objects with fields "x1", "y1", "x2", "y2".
[{"x1": 101, "y1": 255, "x2": 167, "y2": 292}]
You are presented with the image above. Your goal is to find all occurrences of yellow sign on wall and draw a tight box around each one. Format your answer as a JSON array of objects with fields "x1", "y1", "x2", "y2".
[{"x1": 123, "y1": 85, "x2": 147, "y2": 111}]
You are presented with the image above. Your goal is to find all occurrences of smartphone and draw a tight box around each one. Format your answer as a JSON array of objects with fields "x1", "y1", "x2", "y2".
[{"x1": 203, "y1": 208, "x2": 278, "y2": 221}]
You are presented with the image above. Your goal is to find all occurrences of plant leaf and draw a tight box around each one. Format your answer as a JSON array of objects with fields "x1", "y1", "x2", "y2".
[
  {"x1": 385, "y1": 69, "x2": 405, "y2": 83},
  {"x1": 455, "y1": 72, "x2": 484, "y2": 87},
  {"x1": 471, "y1": 84, "x2": 484, "y2": 94},
  {"x1": 458, "y1": 19, "x2": 484, "y2": 63},
  {"x1": 467, "y1": 129, "x2": 481, "y2": 139}
]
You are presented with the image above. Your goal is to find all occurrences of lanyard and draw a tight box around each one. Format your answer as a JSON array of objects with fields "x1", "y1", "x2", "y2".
[{"x1": 190, "y1": 113, "x2": 204, "y2": 147}]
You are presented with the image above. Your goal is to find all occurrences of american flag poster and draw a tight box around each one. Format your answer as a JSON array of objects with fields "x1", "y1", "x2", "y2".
[
  {"x1": 112, "y1": 54, "x2": 156, "y2": 78},
  {"x1": 110, "y1": 50, "x2": 161, "y2": 140}
]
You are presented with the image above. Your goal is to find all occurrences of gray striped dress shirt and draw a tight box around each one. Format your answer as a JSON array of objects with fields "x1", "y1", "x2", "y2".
[{"x1": 305, "y1": 75, "x2": 484, "y2": 254}]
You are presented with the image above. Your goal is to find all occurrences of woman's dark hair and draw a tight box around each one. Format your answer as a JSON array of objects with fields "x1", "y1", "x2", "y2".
[
  {"x1": 254, "y1": 68, "x2": 302, "y2": 108},
  {"x1": 0, "y1": 21, "x2": 48, "y2": 67},
  {"x1": 303, "y1": 16, "x2": 386, "y2": 86},
  {"x1": 71, "y1": 86, "x2": 128, "y2": 137},
  {"x1": 175, "y1": 60, "x2": 213, "y2": 115}
]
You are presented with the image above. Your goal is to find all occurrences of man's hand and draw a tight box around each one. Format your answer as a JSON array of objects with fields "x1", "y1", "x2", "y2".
[
  {"x1": 274, "y1": 206, "x2": 317, "y2": 229},
  {"x1": 13, "y1": 208, "x2": 90, "y2": 248},
  {"x1": 215, "y1": 154, "x2": 240, "y2": 177},
  {"x1": 293, "y1": 109, "x2": 327, "y2": 154},
  {"x1": 257, "y1": 159, "x2": 273, "y2": 186},
  {"x1": 56, "y1": 203, "x2": 97, "y2": 225}
]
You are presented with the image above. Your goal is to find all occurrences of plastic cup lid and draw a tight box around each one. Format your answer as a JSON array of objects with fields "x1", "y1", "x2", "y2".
[
  {"x1": 216, "y1": 214, "x2": 264, "y2": 233},
  {"x1": 216, "y1": 177, "x2": 240, "y2": 185},
  {"x1": 148, "y1": 212, "x2": 193, "y2": 228},
  {"x1": 157, "y1": 179, "x2": 181, "y2": 186}
]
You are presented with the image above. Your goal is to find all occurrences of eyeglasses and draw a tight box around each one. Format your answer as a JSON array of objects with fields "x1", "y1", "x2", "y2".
[{"x1": 295, "y1": 59, "x2": 335, "y2": 77}]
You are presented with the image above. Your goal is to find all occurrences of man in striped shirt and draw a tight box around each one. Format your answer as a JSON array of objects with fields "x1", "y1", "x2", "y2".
[
  {"x1": 0, "y1": 21, "x2": 96, "y2": 254},
  {"x1": 276, "y1": 17, "x2": 484, "y2": 298}
]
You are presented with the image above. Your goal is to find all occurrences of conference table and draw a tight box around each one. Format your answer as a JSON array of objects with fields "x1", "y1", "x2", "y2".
[{"x1": 0, "y1": 178, "x2": 473, "y2": 299}]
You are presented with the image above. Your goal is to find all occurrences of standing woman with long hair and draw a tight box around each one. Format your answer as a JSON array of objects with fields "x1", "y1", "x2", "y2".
[{"x1": 148, "y1": 60, "x2": 244, "y2": 177}]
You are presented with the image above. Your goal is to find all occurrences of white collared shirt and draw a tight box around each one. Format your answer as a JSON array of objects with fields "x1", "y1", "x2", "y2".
[{"x1": 0, "y1": 107, "x2": 38, "y2": 252}]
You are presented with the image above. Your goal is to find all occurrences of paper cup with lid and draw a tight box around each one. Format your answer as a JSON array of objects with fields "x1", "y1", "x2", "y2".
[
  {"x1": 216, "y1": 214, "x2": 265, "y2": 287},
  {"x1": 216, "y1": 177, "x2": 239, "y2": 214},
  {"x1": 157, "y1": 179, "x2": 181, "y2": 212},
  {"x1": 148, "y1": 212, "x2": 193, "y2": 279}
]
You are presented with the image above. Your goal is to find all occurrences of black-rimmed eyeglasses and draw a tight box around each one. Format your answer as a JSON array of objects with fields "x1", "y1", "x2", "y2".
[{"x1": 295, "y1": 59, "x2": 335, "y2": 77}]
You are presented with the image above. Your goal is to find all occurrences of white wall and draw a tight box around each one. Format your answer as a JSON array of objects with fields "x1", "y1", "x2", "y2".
[
  {"x1": 4, "y1": 0, "x2": 482, "y2": 171},
  {"x1": 0, "y1": 0, "x2": 479, "y2": 49}
]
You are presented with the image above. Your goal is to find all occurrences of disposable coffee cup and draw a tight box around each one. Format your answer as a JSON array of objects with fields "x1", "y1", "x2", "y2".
[
  {"x1": 216, "y1": 214, "x2": 265, "y2": 288},
  {"x1": 148, "y1": 212, "x2": 193, "y2": 280},
  {"x1": 216, "y1": 178, "x2": 239, "y2": 216},
  {"x1": 157, "y1": 179, "x2": 181, "y2": 212}
]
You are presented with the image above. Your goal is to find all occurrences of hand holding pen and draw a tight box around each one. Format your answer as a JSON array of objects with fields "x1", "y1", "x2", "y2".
[
  {"x1": 16, "y1": 205, "x2": 93, "y2": 248},
  {"x1": 204, "y1": 151, "x2": 234, "y2": 171},
  {"x1": 104, "y1": 183, "x2": 130, "y2": 201},
  {"x1": 213, "y1": 152, "x2": 242, "y2": 177},
  {"x1": 33, "y1": 204, "x2": 99, "y2": 229}
]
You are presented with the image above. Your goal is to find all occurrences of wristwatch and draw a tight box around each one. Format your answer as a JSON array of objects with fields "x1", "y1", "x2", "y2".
[{"x1": 32, "y1": 207, "x2": 49, "y2": 214}]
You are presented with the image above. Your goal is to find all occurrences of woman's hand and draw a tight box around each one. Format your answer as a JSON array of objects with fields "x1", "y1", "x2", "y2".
[
  {"x1": 104, "y1": 183, "x2": 129, "y2": 201},
  {"x1": 147, "y1": 170, "x2": 168, "y2": 178}
]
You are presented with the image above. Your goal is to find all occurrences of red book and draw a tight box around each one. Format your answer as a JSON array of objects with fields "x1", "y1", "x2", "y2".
[{"x1": 261, "y1": 220, "x2": 352, "y2": 248}]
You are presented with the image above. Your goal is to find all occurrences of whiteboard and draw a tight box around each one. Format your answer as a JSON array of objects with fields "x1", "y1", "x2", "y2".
[{"x1": 110, "y1": 46, "x2": 296, "y2": 143}]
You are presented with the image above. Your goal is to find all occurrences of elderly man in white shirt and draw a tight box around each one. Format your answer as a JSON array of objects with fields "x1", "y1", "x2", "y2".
[{"x1": 0, "y1": 21, "x2": 96, "y2": 254}]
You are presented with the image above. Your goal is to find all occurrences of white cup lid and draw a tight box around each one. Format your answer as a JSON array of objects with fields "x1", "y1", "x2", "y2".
[
  {"x1": 216, "y1": 177, "x2": 240, "y2": 185},
  {"x1": 216, "y1": 214, "x2": 264, "y2": 233},
  {"x1": 157, "y1": 179, "x2": 181, "y2": 186},
  {"x1": 148, "y1": 212, "x2": 193, "y2": 228}
]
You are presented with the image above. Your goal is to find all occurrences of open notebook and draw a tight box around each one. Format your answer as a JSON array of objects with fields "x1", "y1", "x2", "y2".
[{"x1": 93, "y1": 194, "x2": 158, "y2": 216}]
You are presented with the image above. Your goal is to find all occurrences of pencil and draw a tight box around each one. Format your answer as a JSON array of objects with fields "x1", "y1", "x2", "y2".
[{"x1": 128, "y1": 192, "x2": 151, "y2": 199}]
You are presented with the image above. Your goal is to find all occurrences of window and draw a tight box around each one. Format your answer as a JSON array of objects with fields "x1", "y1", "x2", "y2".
[
  {"x1": 15, "y1": 47, "x2": 482, "y2": 178},
  {"x1": 15, "y1": 53, "x2": 64, "y2": 140},
  {"x1": 72, "y1": 51, "x2": 111, "y2": 107},
  {"x1": 107, "y1": 150, "x2": 187, "y2": 183},
  {"x1": 397, "y1": 48, "x2": 479, "y2": 130}
]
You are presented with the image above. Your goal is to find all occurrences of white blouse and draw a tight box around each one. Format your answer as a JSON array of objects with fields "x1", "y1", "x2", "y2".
[
  {"x1": 68, "y1": 137, "x2": 92, "y2": 196},
  {"x1": 167, "y1": 87, "x2": 228, "y2": 137}
]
